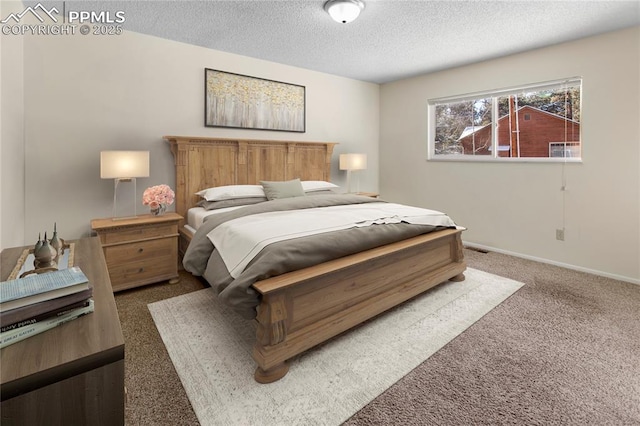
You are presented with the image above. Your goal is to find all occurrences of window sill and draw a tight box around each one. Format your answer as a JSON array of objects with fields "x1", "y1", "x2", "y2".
[{"x1": 427, "y1": 156, "x2": 583, "y2": 164}]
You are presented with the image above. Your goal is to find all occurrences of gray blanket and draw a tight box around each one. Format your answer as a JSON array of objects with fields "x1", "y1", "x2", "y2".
[{"x1": 183, "y1": 194, "x2": 453, "y2": 319}]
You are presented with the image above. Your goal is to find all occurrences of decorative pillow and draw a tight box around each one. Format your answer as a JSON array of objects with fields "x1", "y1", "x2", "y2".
[
  {"x1": 301, "y1": 181, "x2": 340, "y2": 192},
  {"x1": 260, "y1": 179, "x2": 306, "y2": 200},
  {"x1": 196, "y1": 185, "x2": 265, "y2": 201},
  {"x1": 197, "y1": 197, "x2": 268, "y2": 210}
]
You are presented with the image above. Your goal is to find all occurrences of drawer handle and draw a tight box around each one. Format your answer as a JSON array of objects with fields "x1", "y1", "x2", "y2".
[
  {"x1": 138, "y1": 248, "x2": 144, "y2": 253},
  {"x1": 138, "y1": 268, "x2": 144, "y2": 273}
]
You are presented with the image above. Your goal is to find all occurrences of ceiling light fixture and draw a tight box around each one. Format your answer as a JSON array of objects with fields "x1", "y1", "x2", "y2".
[{"x1": 324, "y1": 0, "x2": 365, "y2": 24}]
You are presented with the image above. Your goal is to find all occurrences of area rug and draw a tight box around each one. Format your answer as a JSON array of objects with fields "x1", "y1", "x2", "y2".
[{"x1": 148, "y1": 268, "x2": 524, "y2": 426}]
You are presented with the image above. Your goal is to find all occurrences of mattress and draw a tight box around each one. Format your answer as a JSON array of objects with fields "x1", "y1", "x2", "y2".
[{"x1": 185, "y1": 206, "x2": 244, "y2": 234}]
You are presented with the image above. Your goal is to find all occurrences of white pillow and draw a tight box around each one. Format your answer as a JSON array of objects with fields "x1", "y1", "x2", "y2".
[
  {"x1": 196, "y1": 185, "x2": 266, "y2": 201},
  {"x1": 301, "y1": 181, "x2": 339, "y2": 192}
]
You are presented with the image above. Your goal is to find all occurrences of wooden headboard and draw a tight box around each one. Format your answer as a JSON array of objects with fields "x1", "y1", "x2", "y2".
[{"x1": 164, "y1": 136, "x2": 337, "y2": 220}]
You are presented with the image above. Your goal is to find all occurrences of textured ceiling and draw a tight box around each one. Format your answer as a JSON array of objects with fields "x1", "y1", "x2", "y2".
[{"x1": 40, "y1": 1, "x2": 640, "y2": 83}]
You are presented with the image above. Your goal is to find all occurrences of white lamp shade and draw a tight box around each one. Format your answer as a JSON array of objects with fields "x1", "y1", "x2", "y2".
[
  {"x1": 324, "y1": 0, "x2": 364, "y2": 24},
  {"x1": 100, "y1": 151, "x2": 150, "y2": 179},
  {"x1": 340, "y1": 153, "x2": 367, "y2": 171}
]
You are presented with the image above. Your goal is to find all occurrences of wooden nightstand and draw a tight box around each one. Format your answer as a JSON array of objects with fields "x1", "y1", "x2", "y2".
[
  {"x1": 91, "y1": 213, "x2": 181, "y2": 292},
  {"x1": 356, "y1": 192, "x2": 380, "y2": 198}
]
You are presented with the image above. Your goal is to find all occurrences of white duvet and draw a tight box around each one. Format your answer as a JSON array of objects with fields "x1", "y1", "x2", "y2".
[{"x1": 207, "y1": 202, "x2": 456, "y2": 278}]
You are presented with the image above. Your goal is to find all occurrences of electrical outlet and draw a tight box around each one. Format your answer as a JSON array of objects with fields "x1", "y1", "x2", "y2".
[{"x1": 556, "y1": 229, "x2": 565, "y2": 241}]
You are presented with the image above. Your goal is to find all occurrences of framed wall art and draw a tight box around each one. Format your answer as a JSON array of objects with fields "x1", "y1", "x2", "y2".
[{"x1": 204, "y1": 68, "x2": 306, "y2": 132}]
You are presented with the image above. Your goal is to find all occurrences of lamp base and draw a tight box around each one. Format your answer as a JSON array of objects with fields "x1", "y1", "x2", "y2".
[{"x1": 112, "y1": 177, "x2": 139, "y2": 220}]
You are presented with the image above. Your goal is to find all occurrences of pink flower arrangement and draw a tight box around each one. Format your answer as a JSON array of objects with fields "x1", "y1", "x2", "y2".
[{"x1": 142, "y1": 184, "x2": 175, "y2": 209}]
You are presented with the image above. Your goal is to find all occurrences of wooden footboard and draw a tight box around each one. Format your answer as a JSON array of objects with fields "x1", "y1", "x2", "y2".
[{"x1": 252, "y1": 228, "x2": 466, "y2": 383}]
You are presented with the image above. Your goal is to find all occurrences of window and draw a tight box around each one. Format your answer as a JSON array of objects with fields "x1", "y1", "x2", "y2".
[
  {"x1": 428, "y1": 78, "x2": 582, "y2": 161},
  {"x1": 549, "y1": 142, "x2": 580, "y2": 158}
]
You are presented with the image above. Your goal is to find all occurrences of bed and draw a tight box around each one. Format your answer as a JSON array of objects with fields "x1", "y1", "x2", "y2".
[{"x1": 165, "y1": 135, "x2": 466, "y2": 383}]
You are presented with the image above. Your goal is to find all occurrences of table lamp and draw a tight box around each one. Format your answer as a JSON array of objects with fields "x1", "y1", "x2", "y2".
[
  {"x1": 339, "y1": 153, "x2": 367, "y2": 193},
  {"x1": 100, "y1": 151, "x2": 150, "y2": 220}
]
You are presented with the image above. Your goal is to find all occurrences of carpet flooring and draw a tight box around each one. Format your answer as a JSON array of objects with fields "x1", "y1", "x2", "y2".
[
  {"x1": 114, "y1": 248, "x2": 640, "y2": 425},
  {"x1": 147, "y1": 268, "x2": 523, "y2": 426}
]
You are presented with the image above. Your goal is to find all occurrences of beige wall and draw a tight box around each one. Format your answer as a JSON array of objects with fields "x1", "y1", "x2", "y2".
[
  {"x1": 379, "y1": 27, "x2": 640, "y2": 283},
  {"x1": 0, "y1": 1, "x2": 26, "y2": 250},
  {"x1": 8, "y1": 28, "x2": 379, "y2": 244}
]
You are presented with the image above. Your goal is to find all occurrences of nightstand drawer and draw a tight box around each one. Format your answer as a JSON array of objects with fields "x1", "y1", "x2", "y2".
[
  {"x1": 103, "y1": 238, "x2": 176, "y2": 266},
  {"x1": 101, "y1": 223, "x2": 177, "y2": 245},
  {"x1": 108, "y1": 257, "x2": 176, "y2": 290}
]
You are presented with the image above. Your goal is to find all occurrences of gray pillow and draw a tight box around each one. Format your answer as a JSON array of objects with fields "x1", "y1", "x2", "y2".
[
  {"x1": 197, "y1": 197, "x2": 267, "y2": 210},
  {"x1": 260, "y1": 179, "x2": 306, "y2": 200}
]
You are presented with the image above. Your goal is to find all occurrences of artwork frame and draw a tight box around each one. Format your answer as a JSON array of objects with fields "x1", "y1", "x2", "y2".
[{"x1": 204, "y1": 68, "x2": 306, "y2": 133}]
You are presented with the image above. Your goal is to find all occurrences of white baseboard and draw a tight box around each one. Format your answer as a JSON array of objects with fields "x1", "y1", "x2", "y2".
[{"x1": 462, "y1": 240, "x2": 640, "y2": 286}]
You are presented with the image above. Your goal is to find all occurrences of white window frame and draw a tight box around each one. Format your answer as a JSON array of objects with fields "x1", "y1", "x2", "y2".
[{"x1": 427, "y1": 77, "x2": 583, "y2": 163}]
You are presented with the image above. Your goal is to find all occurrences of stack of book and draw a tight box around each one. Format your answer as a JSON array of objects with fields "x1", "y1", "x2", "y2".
[{"x1": 0, "y1": 266, "x2": 94, "y2": 349}]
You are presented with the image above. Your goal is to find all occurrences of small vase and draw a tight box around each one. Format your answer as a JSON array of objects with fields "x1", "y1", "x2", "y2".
[
  {"x1": 35, "y1": 236, "x2": 56, "y2": 269},
  {"x1": 150, "y1": 204, "x2": 166, "y2": 216},
  {"x1": 50, "y1": 223, "x2": 63, "y2": 258}
]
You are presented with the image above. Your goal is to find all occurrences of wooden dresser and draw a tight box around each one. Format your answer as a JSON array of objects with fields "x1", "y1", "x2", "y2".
[
  {"x1": 1, "y1": 237, "x2": 125, "y2": 425},
  {"x1": 91, "y1": 213, "x2": 181, "y2": 292}
]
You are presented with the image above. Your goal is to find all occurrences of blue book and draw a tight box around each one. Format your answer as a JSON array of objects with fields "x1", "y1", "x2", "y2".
[{"x1": 0, "y1": 266, "x2": 90, "y2": 312}]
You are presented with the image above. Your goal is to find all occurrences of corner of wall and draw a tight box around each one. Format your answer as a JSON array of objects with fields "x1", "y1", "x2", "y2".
[{"x1": 0, "y1": 0, "x2": 27, "y2": 250}]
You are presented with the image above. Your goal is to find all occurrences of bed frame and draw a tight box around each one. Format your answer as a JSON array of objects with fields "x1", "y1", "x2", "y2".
[{"x1": 165, "y1": 135, "x2": 466, "y2": 383}]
